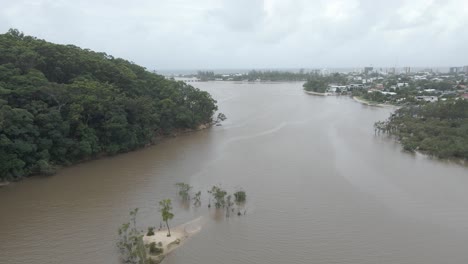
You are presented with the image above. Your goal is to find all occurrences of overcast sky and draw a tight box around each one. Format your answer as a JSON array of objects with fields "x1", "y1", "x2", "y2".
[{"x1": 1, "y1": 0, "x2": 467, "y2": 70}]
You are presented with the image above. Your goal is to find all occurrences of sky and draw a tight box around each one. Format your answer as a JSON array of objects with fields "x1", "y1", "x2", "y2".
[{"x1": 1, "y1": 0, "x2": 467, "y2": 70}]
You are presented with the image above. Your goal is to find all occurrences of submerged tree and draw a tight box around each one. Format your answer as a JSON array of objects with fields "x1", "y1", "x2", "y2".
[
  {"x1": 226, "y1": 195, "x2": 234, "y2": 217},
  {"x1": 159, "y1": 199, "x2": 174, "y2": 237},
  {"x1": 208, "y1": 185, "x2": 227, "y2": 208},
  {"x1": 193, "y1": 191, "x2": 202, "y2": 206},
  {"x1": 175, "y1": 182, "x2": 192, "y2": 201},
  {"x1": 233, "y1": 190, "x2": 247, "y2": 204},
  {"x1": 215, "y1": 113, "x2": 227, "y2": 123},
  {"x1": 117, "y1": 208, "x2": 147, "y2": 264}
]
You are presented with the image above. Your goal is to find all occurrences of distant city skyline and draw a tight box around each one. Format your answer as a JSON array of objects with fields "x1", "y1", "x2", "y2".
[
  {"x1": 156, "y1": 66, "x2": 463, "y2": 75},
  {"x1": 1, "y1": 0, "x2": 467, "y2": 69}
]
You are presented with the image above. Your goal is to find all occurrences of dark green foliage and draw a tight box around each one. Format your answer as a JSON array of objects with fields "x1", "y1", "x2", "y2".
[
  {"x1": 208, "y1": 185, "x2": 227, "y2": 208},
  {"x1": 193, "y1": 191, "x2": 202, "y2": 206},
  {"x1": 146, "y1": 227, "x2": 155, "y2": 236},
  {"x1": 303, "y1": 73, "x2": 347, "y2": 93},
  {"x1": 234, "y1": 190, "x2": 246, "y2": 203},
  {"x1": 376, "y1": 100, "x2": 468, "y2": 160},
  {"x1": 0, "y1": 29, "x2": 217, "y2": 181},
  {"x1": 148, "y1": 242, "x2": 163, "y2": 255},
  {"x1": 197, "y1": 70, "x2": 315, "y2": 82},
  {"x1": 159, "y1": 199, "x2": 174, "y2": 237},
  {"x1": 216, "y1": 112, "x2": 227, "y2": 122},
  {"x1": 175, "y1": 182, "x2": 192, "y2": 200}
]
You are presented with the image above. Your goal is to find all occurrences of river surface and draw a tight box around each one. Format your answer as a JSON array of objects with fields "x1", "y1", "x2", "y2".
[{"x1": 1, "y1": 82, "x2": 467, "y2": 264}]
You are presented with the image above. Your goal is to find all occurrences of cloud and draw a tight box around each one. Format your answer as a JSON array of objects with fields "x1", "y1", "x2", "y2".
[{"x1": 0, "y1": 0, "x2": 467, "y2": 69}]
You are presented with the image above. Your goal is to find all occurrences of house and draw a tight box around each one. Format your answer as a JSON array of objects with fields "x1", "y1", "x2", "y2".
[
  {"x1": 416, "y1": 96, "x2": 438, "y2": 102},
  {"x1": 374, "y1": 84, "x2": 384, "y2": 90},
  {"x1": 424, "y1": 89, "x2": 436, "y2": 93},
  {"x1": 327, "y1": 85, "x2": 347, "y2": 93},
  {"x1": 348, "y1": 84, "x2": 364, "y2": 90}
]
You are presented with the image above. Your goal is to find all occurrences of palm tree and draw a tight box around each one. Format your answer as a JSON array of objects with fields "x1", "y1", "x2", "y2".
[{"x1": 159, "y1": 199, "x2": 174, "y2": 237}]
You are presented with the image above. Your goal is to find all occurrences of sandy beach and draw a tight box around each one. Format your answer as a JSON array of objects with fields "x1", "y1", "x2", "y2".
[
  {"x1": 352, "y1": 96, "x2": 395, "y2": 108},
  {"x1": 304, "y1": 90, "x2": 327, "y2": 96},
  {"x1": 143, "y1": 217, "x2": 203, "y2": 260}
]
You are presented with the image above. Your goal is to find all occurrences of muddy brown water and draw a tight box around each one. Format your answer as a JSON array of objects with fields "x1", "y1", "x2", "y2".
[{"x1": 1, "y1": 81, "x2": 467, "y2": 264}]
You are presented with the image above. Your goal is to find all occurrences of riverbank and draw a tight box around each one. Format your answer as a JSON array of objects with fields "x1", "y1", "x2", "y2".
[
  {"x1": 0, "y1": 123, "x2": 213, "y2": 185},
  {"x1": 304, "y1": 90, "x2": 326, "y2": 96},
  {"x1": 143, "y1": 217, "x2": 203, "y2": 263},
  {"x1": 353, "y1": 96, "x2": 395, "y2": 108}
]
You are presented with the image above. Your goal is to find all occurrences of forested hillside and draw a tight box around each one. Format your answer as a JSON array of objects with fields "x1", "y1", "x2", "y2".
[{"x1": 0, "y1": 29, "x2": 217, "y2": 181}]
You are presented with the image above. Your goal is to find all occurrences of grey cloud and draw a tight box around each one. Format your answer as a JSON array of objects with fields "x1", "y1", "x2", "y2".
[
  {"x1": 206, "y1": 0, "x2": 266, "y2": 32},
  {"x1": 0, "y1": 0, "x2": 467, "y2": 69}
]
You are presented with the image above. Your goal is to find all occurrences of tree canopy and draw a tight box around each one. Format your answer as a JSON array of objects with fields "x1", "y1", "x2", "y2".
[
  {"x1": 303, "y1": 73, "x2": 347, "y2": 93},
  {"x1": 376, "y1": 100, "x2": 468, "y2": 159},
  {"x1": 0, "y1": 29, "x2": 217, "y2": 181}
]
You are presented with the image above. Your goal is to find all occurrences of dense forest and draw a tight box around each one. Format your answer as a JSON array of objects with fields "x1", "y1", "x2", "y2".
[
  {"x1": 375, "y1": 100, "x2": 468, "y2": 160},
  {"x1": 0, "y1": 29, "x2": 217, "y2": 181}
]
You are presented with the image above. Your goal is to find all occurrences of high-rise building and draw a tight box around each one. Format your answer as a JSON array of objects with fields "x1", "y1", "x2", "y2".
[
  {"x1": 449, "y1": 67, "x2": 463, "y2": 74},
  {"x1": 364, "y1": 67, "x2": 373, "y2": 74}
]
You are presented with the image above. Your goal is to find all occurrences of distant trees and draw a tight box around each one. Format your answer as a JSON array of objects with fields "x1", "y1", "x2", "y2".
[
  {"x1": 303, "y1": 73, "x2": 347, "y2": 93},
  {"x1": 303, "y1": 77, "x2": 328, "y2": 93},
  {"x1": 196, "y1": 69, "x2": 328, "y2": 82},
  {"x1": 0, "y1": 29, "x2": 218, "y2": 181},
  {"x1": 197, "y1": 71, "x2": 215, "y2": 81}
]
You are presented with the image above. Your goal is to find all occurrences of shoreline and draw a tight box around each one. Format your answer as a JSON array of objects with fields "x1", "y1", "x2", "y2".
[
  {"x1": 0, "y1": 123, "x2": 213, "y2": 185},
  {"x1": 353, "y1": 96, "x2": 395, "y2": 108},
  {"x1": 304, "y1": 90, "x2": 326, "y2": 96}
]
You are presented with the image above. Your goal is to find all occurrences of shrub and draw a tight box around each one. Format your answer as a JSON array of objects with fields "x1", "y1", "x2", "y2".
[
  {"x1": 147, "y1": 227, "x2": 155, "y2": 236},
  {"x1": 234, "y1": 190, "x2": 246, "y2": 203},
  {"x1": 149, "y1": 242, "x2": 163, "y2": 255}
]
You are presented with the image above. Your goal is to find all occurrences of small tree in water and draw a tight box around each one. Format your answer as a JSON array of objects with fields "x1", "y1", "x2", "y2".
[
  {"x1": 226, "y1": 195, "x2": 234, "y2": 217},
  {"x1": 117, "y1": 208, "x2": 147, "y2": 264},
  {"x1": 208, "y1": 185, "x2": 227, "y2": 208},
  {"x1": 193, "y1": 191, "x2": 202, "y2": 206},
  {"x1": 175, "y1": 182, "x2": 192, "y2": 201},
  {"x1": 234, "y1": 190, "x2": 246, "y2": 203},
  {"x1": 216, "y1": 113, "x2": 227, "y2": 123},
  {"x1": 159, "y1": 199, "x2": 174, "y2": 237}
]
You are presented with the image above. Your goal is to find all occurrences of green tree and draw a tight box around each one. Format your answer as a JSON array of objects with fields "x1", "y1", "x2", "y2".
[
  {"x1": 159, "y1": 199, "x2": 174, "y2": 237},
  {"x1": 0, "y1": 29, "x2": 218, "y2": 181},
  {"x1": 175, "y1": 182, "x2": 192, "y2": 201},
  {"x1": 117, "y1": 208, "x2": 147, "y2": 264},
  {"x1": 208, "y1": 185, "x2": 227, "y2": 208}
]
